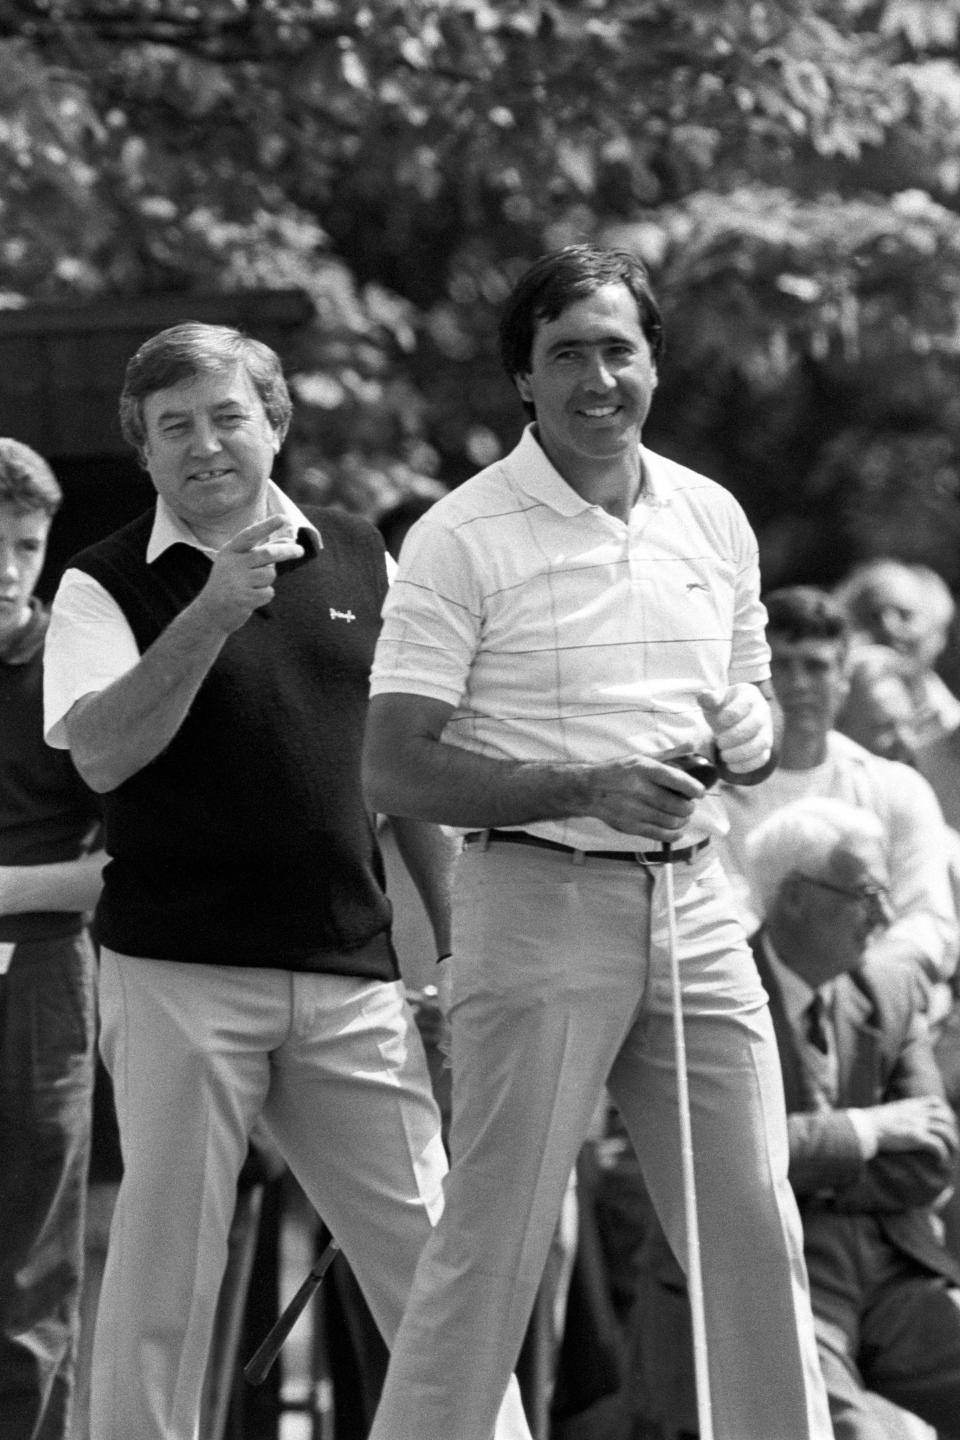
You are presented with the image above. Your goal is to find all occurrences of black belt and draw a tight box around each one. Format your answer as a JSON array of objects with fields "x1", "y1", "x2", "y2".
[{"x1": 463, "y1": 829, "x2": 710, "y2": 865}]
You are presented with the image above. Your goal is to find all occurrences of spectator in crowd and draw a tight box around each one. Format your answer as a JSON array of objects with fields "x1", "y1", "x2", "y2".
[
  {"x1": 0, "y1": 438, "x2": 105, "y2": 1440},
  {"x1": 362, "y1": 243, "x2": 831, "y2": 1440},
  {"x1": 835, "y1": 559, "x2": 960, "y2": 748},
  {"x1": 835, "y1": 642, "x2": 919, "y2": 765},
  {"x1": 747, "y1": 796, "x2": 960, "y2": 1440},
  {"x1": 717, "y1": 586, "x2": 958, "y2": 1013},
  {"x1": 916, "y1": 730, "x2": 960, "y2": 835},
  {"x1": 42, "y1": 322, "x2": 530, "y2": 1440}
]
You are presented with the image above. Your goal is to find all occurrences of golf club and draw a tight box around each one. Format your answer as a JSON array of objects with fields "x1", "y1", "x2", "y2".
[
  {"x1": 244, "y1": 1227, "x2": 340, "y2": 1386},
  {"x1": 663, "y1": 752, "x2": 716, "y2": 1440}
]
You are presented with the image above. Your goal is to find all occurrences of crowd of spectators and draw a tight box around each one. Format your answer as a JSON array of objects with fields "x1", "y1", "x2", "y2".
[{"x1": 577, "y1": 560, "x2": 960, "y2": 1440}]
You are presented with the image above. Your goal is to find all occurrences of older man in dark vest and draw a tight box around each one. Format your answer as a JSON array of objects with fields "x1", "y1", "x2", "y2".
[{"x1": 43, "y1": 323, "x2": 531, "y2": 1440}]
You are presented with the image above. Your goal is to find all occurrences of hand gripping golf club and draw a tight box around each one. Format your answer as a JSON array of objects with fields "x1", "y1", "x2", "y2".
[
  {"x1": 663, "y1": 753, "x2": 717, "y2": 1440},
  {"x1": 244, "y1": 1225, "x2": 339, "y2": 1386}
]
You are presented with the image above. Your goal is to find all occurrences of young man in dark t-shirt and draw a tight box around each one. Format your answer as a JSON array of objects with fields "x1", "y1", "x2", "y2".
[{"x1": 0, "y1": 438, "x2": 105, "y2": 1440}]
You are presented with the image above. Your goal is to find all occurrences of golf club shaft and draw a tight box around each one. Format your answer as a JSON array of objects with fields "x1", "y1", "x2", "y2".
[
  {"x1": 244, "y1": 1234, "x2": 340, "y2": 1386},
  {"x1": 663, "y1": 855, "x2": 714, "y2": 1440}
]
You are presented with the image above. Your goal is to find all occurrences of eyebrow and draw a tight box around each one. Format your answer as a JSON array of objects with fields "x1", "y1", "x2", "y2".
[
  {"x1": 542, "y1": 332, "x2": 637, "y2": 356},
  {"x1": 153, "y1": 398, "x2": 251, "y2": 424}
]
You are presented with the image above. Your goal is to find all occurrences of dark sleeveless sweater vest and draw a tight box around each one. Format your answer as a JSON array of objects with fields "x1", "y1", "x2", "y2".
[{"x1": 69, "y1": 505, "x2": 398, "y2": 978}]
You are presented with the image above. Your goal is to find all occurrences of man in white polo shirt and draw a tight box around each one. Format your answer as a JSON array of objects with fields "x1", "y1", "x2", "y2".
[{"x1": 362, "y1": 245, "x2": 832, "y2": 1440}]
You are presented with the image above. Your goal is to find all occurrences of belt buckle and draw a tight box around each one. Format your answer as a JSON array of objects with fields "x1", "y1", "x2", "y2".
[{"x1": 631, "y1": 847, "x2": 661, "y2": 867}]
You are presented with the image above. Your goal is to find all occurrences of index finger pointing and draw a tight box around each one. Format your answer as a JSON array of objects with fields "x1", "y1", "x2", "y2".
[{"x1": 224, "y1": 516, "x2": 296, "y2": 553}]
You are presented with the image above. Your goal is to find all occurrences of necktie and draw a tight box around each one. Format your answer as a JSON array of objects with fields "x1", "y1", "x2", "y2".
[{"x1": 806, "y1": 991, "x2": 830, "y2": 1055}]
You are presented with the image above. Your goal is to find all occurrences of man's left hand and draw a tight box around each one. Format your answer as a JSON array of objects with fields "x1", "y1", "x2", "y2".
[
  {"x1": 407, "y1": 957, "x2": 453, "y2": 1066},
  {"x1": 699, "y1": 684, "x2": 773, "y2": 774}
]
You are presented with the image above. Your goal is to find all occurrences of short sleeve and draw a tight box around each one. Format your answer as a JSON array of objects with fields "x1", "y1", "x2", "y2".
[
  {"x1": 44, "y1": 569, "x2": 140, "y2": 748},
  {"x1": 370, "y1": 517, "x2": 483, "y2": 707}
]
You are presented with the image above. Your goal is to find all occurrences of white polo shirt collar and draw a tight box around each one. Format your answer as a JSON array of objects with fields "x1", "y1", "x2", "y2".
[
  {"x1": 145, "y1": 480, "x2": 322, "y2": 563},
  {"x1": 506, "y1": 424, "x2": 675, "y2": 518}
]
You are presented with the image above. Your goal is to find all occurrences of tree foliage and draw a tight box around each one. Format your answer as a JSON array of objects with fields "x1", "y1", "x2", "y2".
[{"x1": 3, "y1": 0, "x2": 960, "y2": 583}]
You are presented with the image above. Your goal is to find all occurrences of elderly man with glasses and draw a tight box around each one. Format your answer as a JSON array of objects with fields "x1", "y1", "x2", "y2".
[{"x1": 746, "y1": 796, "x2": 960, "y2": 1440}]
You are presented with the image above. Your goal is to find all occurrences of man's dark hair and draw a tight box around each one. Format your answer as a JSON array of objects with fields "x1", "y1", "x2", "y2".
[
  {"x1": 498, "y1": 244, "x2": 664, "y2": 388},
  {"x1": 119, "y1": 322, "x2": 294, "y2": 457},
  {"x1": 764, "y1": 586, "x2": 851, "y2": 646},
  {"x1": 0, "y1": 437, "x2": 62, "y2": 517}
]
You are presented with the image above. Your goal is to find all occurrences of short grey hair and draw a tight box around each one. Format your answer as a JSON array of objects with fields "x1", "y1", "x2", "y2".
[
  {"x1": 745, "y1": 797, "x2": 885, "y2": 916},
  {"x1": 119, "y1": 322, "x2": 293, "y2": 458},
  {"x1": 836, "y1": 559, "x2": 954, "y2": 633}
]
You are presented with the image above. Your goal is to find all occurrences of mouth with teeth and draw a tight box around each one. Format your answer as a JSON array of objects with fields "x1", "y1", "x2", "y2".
[
  {"x1": 578, "y1": 404, "x2": 620, "y2": 420},
  {"x1": 189, "y1": 467, "x2": 235, "y2": 481}
]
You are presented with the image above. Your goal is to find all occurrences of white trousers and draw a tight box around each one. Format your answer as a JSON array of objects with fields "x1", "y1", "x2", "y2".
[
  {"x1": 369, "y1": 842, "x2": 834, "y2": 1440},
  {"x1": 91, "y1": 952, "x2": 531, "y2": 1440}
]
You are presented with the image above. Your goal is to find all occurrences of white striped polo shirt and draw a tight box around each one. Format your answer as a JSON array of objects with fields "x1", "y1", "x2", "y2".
[{"x1": 370, "y1": 425, "x2": 770, "y2": 852}]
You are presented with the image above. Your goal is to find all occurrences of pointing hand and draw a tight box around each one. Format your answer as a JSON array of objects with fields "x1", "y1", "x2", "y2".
[{"x1": 200, "y1": 516, "x2": 305, "y2": 634}]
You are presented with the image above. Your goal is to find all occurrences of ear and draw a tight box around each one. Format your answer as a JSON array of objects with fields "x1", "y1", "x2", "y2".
[{"x1": 515, "y1": 372, "x2": 533, "y2": 406}]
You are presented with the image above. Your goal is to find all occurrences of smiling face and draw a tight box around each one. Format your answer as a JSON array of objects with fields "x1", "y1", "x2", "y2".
[
  {"x1": 514, "y1": 283, "x2": 658, "y2": 494},
  {"x1": 839, "y1": 665, "x2": 917, "y2": 762},
  {"x1": 850, "y1": 569, "x2": 947, "y2": 679},
  {"x1": 0, "y1": 502, "x2": 49, "y2": 643},
  {"x1": 140, "y1": 362, "x2": 281, "y2": 540}
]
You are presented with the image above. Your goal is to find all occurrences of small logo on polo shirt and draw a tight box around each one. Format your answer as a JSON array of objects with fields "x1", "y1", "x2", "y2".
[{"x1": 330, "y1": 607, "x2": 357, "y2": 622}]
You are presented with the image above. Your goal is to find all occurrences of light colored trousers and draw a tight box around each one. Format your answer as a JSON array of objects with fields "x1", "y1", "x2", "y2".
[
  {"x1": 91, "y1": 951, "x2": 531, "y2": 1440},
  {"x1": 369, "y1": 842, "x2": 834, "y2": 1440}
]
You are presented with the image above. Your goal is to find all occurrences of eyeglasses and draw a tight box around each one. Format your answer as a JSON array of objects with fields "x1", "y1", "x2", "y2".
[{"x1": 796, "y1": 874, "x2": 890, "y2": 908}]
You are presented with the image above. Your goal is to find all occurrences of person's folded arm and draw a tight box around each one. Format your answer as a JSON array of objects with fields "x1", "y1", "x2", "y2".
[
  {"x1": 0, "y1": 851, "x2": 107, "y2": 915},
  {"x1": 877, "y1": 767, "x2": 960, "y2": 984}
]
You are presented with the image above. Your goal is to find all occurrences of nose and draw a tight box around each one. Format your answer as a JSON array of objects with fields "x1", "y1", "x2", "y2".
[
  {"x1": 0, "y1": 541, "x2": 16, "y2": 581},
  {"x1": 885, "y1": 719, "x2": 916, "y2": 763},
  {"x1": 777, "y1": 659, "x2": 809, "y2": 695},
  {"x1": 583, "y1": 351, "x2": 616, "y2": 391},
  {"x1": 868, "y1": 887, "x2": 893, "y2": 930},
  {"x1": 189, "y1": 416, "x2": 222, "y2": 455},
  {"x1": 874, "y1": 606, "x2": 904, "y2": 640}
]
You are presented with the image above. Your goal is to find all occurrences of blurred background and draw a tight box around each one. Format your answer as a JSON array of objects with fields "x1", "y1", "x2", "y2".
[
  {"x1": 5, "y1": 0, "x2": 960, "y2": 632},
  {"x1": 9, "y1": 5, "x2": 960, "y2": 1437}
]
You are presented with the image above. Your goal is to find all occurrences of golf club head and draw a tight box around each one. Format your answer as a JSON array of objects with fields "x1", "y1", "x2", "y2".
[{"x1": 665, "y1": 751, "x2": 718, "y2": 790}]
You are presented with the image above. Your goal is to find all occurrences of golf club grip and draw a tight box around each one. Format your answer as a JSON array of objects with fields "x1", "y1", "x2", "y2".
[{"x1": 243, "y1": 1237, "x2": 340, "y2": 1385}]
